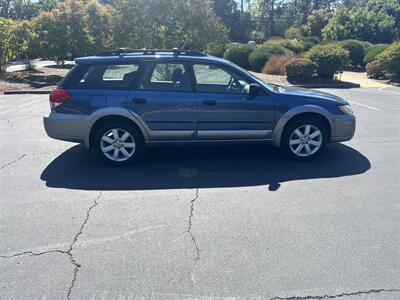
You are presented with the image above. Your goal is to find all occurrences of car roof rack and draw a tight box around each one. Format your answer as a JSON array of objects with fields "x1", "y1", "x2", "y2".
[{"x1": 96, "y1": 48, "x2": 207, "y2": 57}]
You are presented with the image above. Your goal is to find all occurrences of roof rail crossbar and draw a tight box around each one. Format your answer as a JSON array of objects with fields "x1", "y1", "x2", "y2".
[{"x1": 96, "y1": 48, "x2": 206, "y2": 57}]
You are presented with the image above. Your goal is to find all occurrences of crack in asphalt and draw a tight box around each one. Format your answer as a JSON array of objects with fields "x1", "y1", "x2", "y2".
[
  {"x1": 0, "y1": 191, "x2": 103, "y2": 300},
  {"x1": 186, "y1": 188, "x2": 200, "y2": 268},
  {"x1": 269, "y1": 288, "x2": 400, "y2": 299},
  {"x1": 66, "y1": 191, "x2": 102, "y2": 300},
  {"x1": 0, "y1": 154, "x2": 26, "y2": 170}
]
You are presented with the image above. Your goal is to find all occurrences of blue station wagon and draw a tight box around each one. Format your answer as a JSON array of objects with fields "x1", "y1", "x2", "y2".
[{"x1": 43, "y1": 49, "x2": 356, "y2": 165}]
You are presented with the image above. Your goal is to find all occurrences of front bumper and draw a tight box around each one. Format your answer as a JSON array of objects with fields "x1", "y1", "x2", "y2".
[
  {"x1": 43, "y1": 112, "x2": 90, "y2": 147},
  {"x1": 330, "y1": 114, "x2": 356, "y2": 143}
]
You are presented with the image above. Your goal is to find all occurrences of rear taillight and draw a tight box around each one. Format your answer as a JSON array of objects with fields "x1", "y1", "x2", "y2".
[{"x1": 49, "y1": 88, "x2": 70, "y2": 110}]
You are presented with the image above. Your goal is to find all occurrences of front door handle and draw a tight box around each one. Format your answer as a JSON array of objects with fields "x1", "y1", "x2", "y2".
[
  {"x1": 132, "y1": 98, "x2": 147, "y2": 104},
  {"x1": 203, "y1": 99, "x2": 217, "y2": 106}
]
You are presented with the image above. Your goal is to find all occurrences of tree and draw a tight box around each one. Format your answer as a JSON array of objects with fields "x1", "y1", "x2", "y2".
[
  {"x1": 305, "y1": 9, "x2": 332, "y2": 37},
  {"x1": 32, "y1": 0, "x2": 113, "y2": 59},
  {"x1": 0, "y1": 17, "x2": 14, "y2": 71},
  {"x1": 111, "y1": 0, "x2": 228, "y2": 50},
  {"x1": 322, "y1": 7, "x2": 397, "y2": 43},
  {"x1": 210, "y1": 0, "x2": 251, "y2": 42}
]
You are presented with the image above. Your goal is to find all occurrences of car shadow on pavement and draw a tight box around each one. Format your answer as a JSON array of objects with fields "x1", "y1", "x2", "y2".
[{"x1": 40, "y1": 143, "x2": 370, "y2": 191}]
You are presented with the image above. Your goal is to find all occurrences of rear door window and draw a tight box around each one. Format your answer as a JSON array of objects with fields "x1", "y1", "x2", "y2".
[
  {"x1": 72, "y1": 63, "x2": 142, "y2": 90},
  {"x1": 141, "y1": 63, "x2": 192, "y2": 92}
]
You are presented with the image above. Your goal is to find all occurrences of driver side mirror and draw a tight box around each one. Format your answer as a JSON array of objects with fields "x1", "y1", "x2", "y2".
[{"x1": 249, "y1": 83, "x2": 263, "y2": 97}]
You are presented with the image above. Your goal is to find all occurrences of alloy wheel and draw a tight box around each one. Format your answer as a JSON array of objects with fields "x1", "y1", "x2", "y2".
[
  {"x1": 289, "y1": 124, "x2": 322, "y2": 157},
  {"x1": 100, "y1": 128, "x2": 136, "y2": 162}
]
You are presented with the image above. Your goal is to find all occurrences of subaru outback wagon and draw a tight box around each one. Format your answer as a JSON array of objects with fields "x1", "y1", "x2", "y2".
[{"x1": 44, "y1": 48, "x2": 356, "y2": 165}]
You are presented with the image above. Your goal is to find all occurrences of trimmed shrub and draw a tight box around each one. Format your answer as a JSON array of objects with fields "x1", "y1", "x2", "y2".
[
  {"x1": 285, "y1": 26, "x2": 302, "y2": 39},
  {"x1": 263, "y1": 55, "x2": 292, "y2": 75},
  {"x1": 364, "y1": 44, "x2": 389, "y2": 65},
  {"x1": 300, "y1": 36, "x2": 319, "y2": 51},
  {"x1": 264, "y1": 38, "x2": 304, "y2": 54},
  {"x1": 377, "y1": 41, "x2": 400, "y2": 80},
  {"x1": 306, "y1": 44, "x2": 350, "y2": 79},
  {"x1": 366, "y1": 60, "x2": 386, "y2": 79},
  {"x1": 358, "y1": 41, "x2": 373, "y2": 50},
  {"x1": 205, "y1": 41, "x2": 227, "y2": 57},
  {"x1": 223, "y1": 44, "x2": 255, "y2": 69},
  {"x1": 248, "y1": 44, "x2": 292, "y2": 72},
  {"x1": 338, "y1": 40, "x2": 365, "y2": 67},
  {"x1": 285, "y1": 58, "x2": 315, "y2": 82}
]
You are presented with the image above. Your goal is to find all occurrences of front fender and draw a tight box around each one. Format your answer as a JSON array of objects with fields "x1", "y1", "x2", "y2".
[{"x1": 272, "y1": 105, "x2": 334, "y2": 148}]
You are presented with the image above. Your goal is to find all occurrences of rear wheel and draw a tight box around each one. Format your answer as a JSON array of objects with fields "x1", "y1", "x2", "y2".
[
  {"x1": 94, "y1": 122, "x2": 144, "y2": 165},
  {"x1": 281, "y1": 118, "x2": 328, "y2": 160}
]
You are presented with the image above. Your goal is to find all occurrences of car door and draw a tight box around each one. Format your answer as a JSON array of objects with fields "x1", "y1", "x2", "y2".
[
  {"x1": 192, "y1": 63, "x2": 275, "y2": 140},
  {"x1": 126, "y1": 61, "x2": 197, "y2": 141}
]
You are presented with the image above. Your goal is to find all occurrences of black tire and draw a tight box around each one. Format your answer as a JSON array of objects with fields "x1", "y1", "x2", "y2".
[
  {"x1": 93, "y1": 121, "x2": 144, "y2": 166},
  {"x1": 281, "y1": 117, "x2": 328, "y2": 160}
]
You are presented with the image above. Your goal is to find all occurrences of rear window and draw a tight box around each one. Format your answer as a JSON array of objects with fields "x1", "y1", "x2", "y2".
[{"x1": 62, "y1": 63, "x2": 143, "y2": 90}]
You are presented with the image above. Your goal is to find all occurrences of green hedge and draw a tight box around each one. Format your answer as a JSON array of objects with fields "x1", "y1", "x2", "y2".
[
  {"x1": 377, "y1": 41, "x2": 400, "y2": 80},
  {"x1": 306, "y1": 44, "x2": 349, "y2": 79},
  {"x1": 338, "y1": 40, "x2": 365, "y2": 67},
  {"x1": 205, "y1": 41, "x2": 227, "y2": 58},
  {"x1": 364, "y1": 44, "x2": 389, "y2": 65},
  {"x1": 223, "y1": 44, "x2": 255, "y2": 69},
  {"x1": 248, "y1": 44, "x2": 292, "y2": 72},
  {"x1": 264, "y1": 38, "x2": 304, "y2": 54},
  {"x1": 300, "y1": 36, "x2": 320, "y2": 51}
]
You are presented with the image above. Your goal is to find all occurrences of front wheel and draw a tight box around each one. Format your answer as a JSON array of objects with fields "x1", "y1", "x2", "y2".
[
  {"x1": 281, "y1": 118, "x2": 328, "y2": 160},
  {"x1": 94, "y1": 122, "x2": 144, "y2": 165}
]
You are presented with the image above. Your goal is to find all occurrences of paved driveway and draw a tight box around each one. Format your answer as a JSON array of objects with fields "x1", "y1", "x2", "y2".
[{"x1": 0, "y1": 87, "x2": 399, "y2": 299}]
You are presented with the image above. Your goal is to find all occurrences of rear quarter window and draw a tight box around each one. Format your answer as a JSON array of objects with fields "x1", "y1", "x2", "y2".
[{"x1": 61, "y1": 63, "x2": 143, "y2": 90}]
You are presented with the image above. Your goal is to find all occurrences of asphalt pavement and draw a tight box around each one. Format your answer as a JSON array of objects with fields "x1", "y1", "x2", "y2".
[{"x1": 0, "y1": 86, "x2": 399, "y2": 299}]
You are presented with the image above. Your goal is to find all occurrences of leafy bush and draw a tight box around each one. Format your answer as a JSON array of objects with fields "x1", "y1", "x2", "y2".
[
  {"x1": 366, "y1": 60, "x2": 386, "y2": 79},
  {"x1": 300, "y1": 36, "x2": 319, "y2": 51},
  {"x1": 377, "y1": 41, "x2": 400, "y2": 80},
  {"x1": 265, "y1": 38, "x2": 304, "y2": 54},
  {"x1": 306, "y1": 44, "x2": 350, "y2": 79},
  {"x1": 285, "y1": 58, "x2": 315, "y2": 82},
  {"x1": 364, "y1": 44, "x2": 389, "y2": 64},
  {"x1": 248, "y1": 44, "x2": 292, "y2": 71},
  {"x1": 205, "y1": 41, "x2": 227, "y2": 57},
  {"x1": 358, "y1": 41, "x2": 373, "y2": 50},
  {"x1": 284, "y1": 26, "x2": 302, "y2": 39},
  {"x1": 338, "y1": 40, "x2": 365, "y2": 67},
  {"x1": 263, "y1": 55, "x2": 292, "y2": 75},
  {"x1": 223, "y1": 44, "x2": 255, "y2": 69}
]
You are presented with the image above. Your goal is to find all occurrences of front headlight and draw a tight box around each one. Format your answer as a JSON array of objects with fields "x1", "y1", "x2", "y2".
[{"x1": 338, "y1": 104, "x2": 353, "y2": 115}]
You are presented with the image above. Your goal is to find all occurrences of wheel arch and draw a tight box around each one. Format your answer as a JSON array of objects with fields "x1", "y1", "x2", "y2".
[
  {"x1": 273, "y1": 106, "x2": 333, "y2": 148},
  {"x1": 88, "y1": 113, "x2": 149, "y2": 149}
]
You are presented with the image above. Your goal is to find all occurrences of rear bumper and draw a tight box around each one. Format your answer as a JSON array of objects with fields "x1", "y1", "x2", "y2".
[
  {"x1": 43, "y1": 112, "x2": 90, "y2": 147},
  {"x1": 330, "y1": 114, "x2": 356, "y2": 142}
]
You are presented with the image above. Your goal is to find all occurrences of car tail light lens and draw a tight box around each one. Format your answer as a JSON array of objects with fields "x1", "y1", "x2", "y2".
[{"x1": 49, "y1": 88, "x2": 70, "y2": 109}]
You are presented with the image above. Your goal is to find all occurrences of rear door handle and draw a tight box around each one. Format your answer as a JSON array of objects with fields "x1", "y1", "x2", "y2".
[
  {"x1": 132, "y1": 98, "x2": 147, "y2": 104},
  {"x1": 203, "y1": 99, "x2": 217, "y2": 106}
]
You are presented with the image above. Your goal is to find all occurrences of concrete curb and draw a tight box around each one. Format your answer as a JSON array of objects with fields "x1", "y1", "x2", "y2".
[{"x1": 4, "y1": 90, "x2": 52, "y2": 95}]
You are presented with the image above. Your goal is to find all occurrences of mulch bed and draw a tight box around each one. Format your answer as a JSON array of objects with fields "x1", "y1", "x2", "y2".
[{"x1": 0, "y1": 66, "x2": 72, "y2": 94}]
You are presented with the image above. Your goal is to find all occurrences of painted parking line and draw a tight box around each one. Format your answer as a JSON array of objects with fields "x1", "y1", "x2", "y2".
[
  {"x1": 0, "y1": 98, "x2": 44, "y2": 116},
  {"x1": 348, "y1": 100, "x2": 380, "y2": 111}
]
